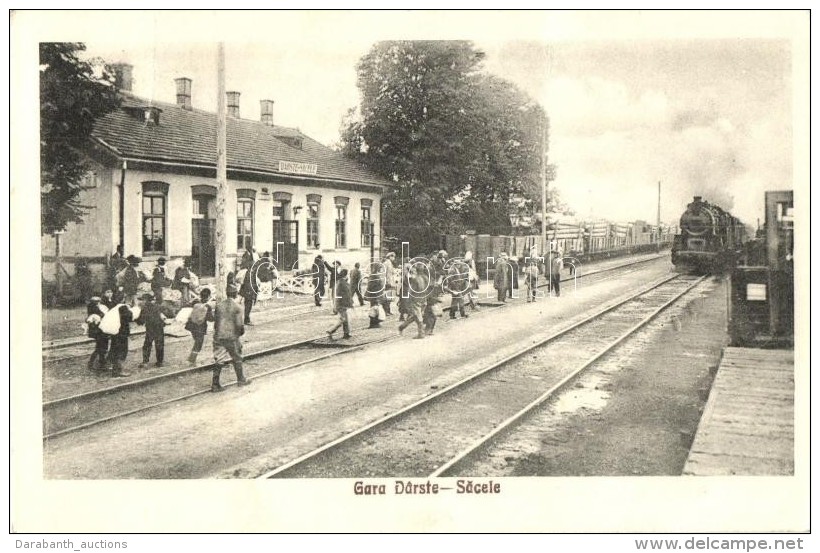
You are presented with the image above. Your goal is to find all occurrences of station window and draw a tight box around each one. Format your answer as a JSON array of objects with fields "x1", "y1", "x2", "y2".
[
  {"x1": 361, "y1": 206, "x2": 372, "y2": 247},
  {"x1": 307, "y1": 203, "x2": 320, "y2": 249},
  {"x1": 142, "y1": 182, "x2": 168, "y2": 256},
  {"x1": 335, "y1": 205, "x2": 347, "y2": 248},
  {"x1": 237, "y1": 198, "x2": 254, "y2": 251}
]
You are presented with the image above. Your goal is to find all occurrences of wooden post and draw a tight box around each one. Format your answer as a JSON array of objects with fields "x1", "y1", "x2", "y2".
[
  {"x1": 215, "y1": 43, "x2": 228, "y2": 299},
  {"x1": 657, "y1": 181, "x2": 661, "y2": 249},
  {"x1": 540, "y1": 113, "x2": 548, "y2": 256}
]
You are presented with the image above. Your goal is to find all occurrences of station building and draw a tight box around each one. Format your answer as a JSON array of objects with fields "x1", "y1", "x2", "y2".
[{"x1": 42, "y1": 64, "x2": 393, "y2": 292}]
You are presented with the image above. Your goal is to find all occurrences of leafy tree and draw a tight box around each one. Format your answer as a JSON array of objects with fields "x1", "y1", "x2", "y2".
[
  {"x1": 40, "y1": 42, "x2": 120, "y2": 235},
  {"x1": 341, "y1": 40, "x2": 556, "y2": 251}
]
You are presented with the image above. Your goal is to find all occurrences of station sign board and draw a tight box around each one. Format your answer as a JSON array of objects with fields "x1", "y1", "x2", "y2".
[{"x1": 278, "y1": 160, "x2": 318, "y2": 176}]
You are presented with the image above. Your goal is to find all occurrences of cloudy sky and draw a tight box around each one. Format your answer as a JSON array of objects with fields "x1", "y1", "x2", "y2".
[{"x1": 70, "y1": 10, "x2": 804, "y2": 227}]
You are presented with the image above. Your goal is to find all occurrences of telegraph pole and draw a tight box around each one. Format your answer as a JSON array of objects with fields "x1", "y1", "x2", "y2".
[
  {"x1": 541, "y1": 113, "x2": 548, "y2": 255},
  {"x1": 657, "y1": 180, "x2": 662, "y2": 250},
  {"x1": 215, "y1": 43, "x2": 228, "y2": 299}
]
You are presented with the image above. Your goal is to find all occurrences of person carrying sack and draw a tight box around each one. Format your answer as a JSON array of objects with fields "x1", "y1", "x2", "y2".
[
  {"x1": 86, "y1": 296, "x2": 110, "y2": 371},
  {"x1": 151, "y1": 257, "x2": 172, "y2": 302},
  {"x1": 186, "y1": 288, "x2": 214, "y2": 365},
  {"x1": 103, "y1": 291, "x2": 134, "y2": 377},
  {"x1": 173, "y1": 258, "x2": 195, "y2": 305}
]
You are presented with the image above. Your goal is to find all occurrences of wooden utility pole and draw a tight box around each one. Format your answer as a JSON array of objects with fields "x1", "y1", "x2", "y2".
[
  {"x1": 215, "y1": 43, "x2": 228, "y2": 299},
  {"x1": 657, "y1": 180, "x2": 662, "y2": 247},
  {"x1": 657, "y1": 181, "x2": 661, "y2": 228},
  {"x1": 541, "y1": 113, "x2": 548, "y2": 255}
]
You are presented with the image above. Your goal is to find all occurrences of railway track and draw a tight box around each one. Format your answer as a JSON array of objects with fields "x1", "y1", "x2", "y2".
[
  {"x1": 42, "y1": 253, "x2": 670, "y2": 441},
  {"x1": 257, "y1": 273, "x2": 707, "y2": 479},
  {"x1": 43, "y1": 332, "x2": 395, "y2": 440}
]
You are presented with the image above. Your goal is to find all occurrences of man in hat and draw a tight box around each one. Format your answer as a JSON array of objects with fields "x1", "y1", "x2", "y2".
[
  {"x1": 151, "y1": 257, "x2": 172, "y2": 301},
  {"x1": 85, "y1": 295, "x2": 110, "y2": 371},
  {"x1": 120, "y1": 255, "x2": 146, "y2": 305},
  {"x1": 311, "y1": 254, "x2": 332, "y2": 307},
  {"x1": 173, "y1": 257, "x2": 195, "y2": 305},
  {"x1": 239, "y1": 258, "x2": 259, "y2": 325},
  {"x1": 445, "y1": 257, "x2": 470, "y2": 320},
  {"x1": 108, "y1": 290, "x2": 134, "y2": 378},
  {"x1": 327, "y1": 260, "x2": 342, "y2": 314},
  {"x1": 507, "y1": 254, "x2": 520, "y2": 299},
  {"x1": 211, "y1": 284, "x2": 250, "y2": 392},
  {"x1": 108, "y1": 245, "x2": 127, "y2": 290},
  {"x1": 382, "y1": 252, "x2": 397, "y2": 315},
  {"x1": 548, "y1": 249, "x2": 564, "y2": 297},
  {"x1": 429, "y1": 250, "x2": 447, "y2": 286},
  {"x1": 398, "y1": 264, "x2": 429, "y2": 339},
  {"x1": 326, "y1": 269, "x2": 353, "y2": 340},
  {"x1": 493, "y1": 253, "x2": 512, "y2": 302},
  {"x1": 135, "y1": 292, "x2": 167, "y2": 368},
  {"x1": 350, "y1": 262, "x2": 365, "y2": 307}
]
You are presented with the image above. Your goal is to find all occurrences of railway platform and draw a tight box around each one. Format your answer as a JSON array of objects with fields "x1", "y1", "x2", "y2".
[
  {"x1": 41, "y1": 251, "x2": 669, "y2": 403},
  {"x1": 683, "y1": 347, "x2": 794, "y2": 475},
  {"x1": 41, "y1": 251, "x2": 668, "y2": 345}
]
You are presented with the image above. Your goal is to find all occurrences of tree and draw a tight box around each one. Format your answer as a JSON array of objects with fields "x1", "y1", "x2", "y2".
[
  {"x1": 341, "y1": 41, "x2": 556, "y2": 251},
  {"x1": 40, "y1": 42, "x2": 120, "y2": 235}
]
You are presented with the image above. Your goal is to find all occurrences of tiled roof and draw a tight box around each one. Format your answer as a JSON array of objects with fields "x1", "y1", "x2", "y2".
[{"x1": 91, "y1": 93, "x2": 392, "y2": 188}]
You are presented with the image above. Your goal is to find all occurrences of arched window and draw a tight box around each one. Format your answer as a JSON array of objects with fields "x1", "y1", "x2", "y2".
[
  {"x1": 361, "y1": 198, "x2": 373, "y2": 247},
  {"x1": 334, "y1": 196, "x2": 349, "y2": 249},
  {"x1": 142, "y1": 182, "x2": 169, "y2": 255},
  {"x1": 237, "y1": 189, "x2": 256, "y2": 251},
  {"x1": 306, "y1": 194, "x2": 321, "y2": 249}
]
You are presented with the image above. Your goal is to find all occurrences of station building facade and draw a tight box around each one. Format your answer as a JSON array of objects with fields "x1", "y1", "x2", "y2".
[{"x1": 42, "y1": 68, "x2": 392, "y2": 292}]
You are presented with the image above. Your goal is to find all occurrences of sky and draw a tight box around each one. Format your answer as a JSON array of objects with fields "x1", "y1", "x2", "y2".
[{"x1": 75, "y1": 10, "x2": 804, "y2": 228}]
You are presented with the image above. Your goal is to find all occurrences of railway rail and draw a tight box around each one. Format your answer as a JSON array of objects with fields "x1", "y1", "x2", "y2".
[
  {"x1": 42, "y1": 252, "x2": 670, "y2": 442},
  {"x1": 257, "y1": 273, "x2": 707, "y2": 479}
]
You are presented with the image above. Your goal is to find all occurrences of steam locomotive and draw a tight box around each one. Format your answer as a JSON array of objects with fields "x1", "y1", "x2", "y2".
[{"x1": 672, "y1": 196, "x2": 747, "y2": 272}]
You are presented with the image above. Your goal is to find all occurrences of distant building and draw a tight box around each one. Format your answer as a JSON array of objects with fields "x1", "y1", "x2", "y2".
[{"x1": 41, "y1": 64, "x2": 392, "y2": 292}]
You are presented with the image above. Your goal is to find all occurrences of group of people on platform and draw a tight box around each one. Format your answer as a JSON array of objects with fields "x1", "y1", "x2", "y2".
[
  {"x1": 310, "y1": 249, "x2": 486, "y2": 341},
  {"x1": 84, "y1": 244, "x2": 565, "y2": 388},
  {"x1": 86, "y1": 246, "x2": 255, "y2": 387},
  {"x1": 493, "y1": 248, "x2": 565, "y2": 302}
]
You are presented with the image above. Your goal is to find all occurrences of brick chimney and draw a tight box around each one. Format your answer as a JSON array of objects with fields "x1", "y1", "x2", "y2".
[
  {"x1": 175, "y1": 77, "x2": 192, "y2": 110},
  {"x1": 111, "y1": 63, "x2": 133, "y2": 92},
  {"x1": 260, "y1": 99, "x2": 274, "y2": 126},
  {"x1": 227, "y1": 91, "x2": 240, "y2": 118}
]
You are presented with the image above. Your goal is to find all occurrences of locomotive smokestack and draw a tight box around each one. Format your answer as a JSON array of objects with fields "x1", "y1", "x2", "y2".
[{"x1": 693, "y1": 196, "x2": 703, "y2": 202}]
